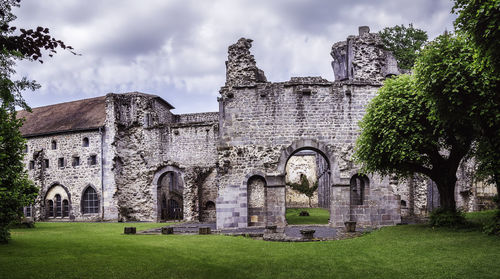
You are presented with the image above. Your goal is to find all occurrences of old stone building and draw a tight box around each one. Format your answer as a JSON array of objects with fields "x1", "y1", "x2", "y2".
[{"x1": 19, "y1": 26, "x2": 496, "y2": 229}]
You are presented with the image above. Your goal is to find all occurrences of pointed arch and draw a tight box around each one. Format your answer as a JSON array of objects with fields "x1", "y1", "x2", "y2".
[{"x1": 81, "y1": 185, "x2": 100, "y2": 214}]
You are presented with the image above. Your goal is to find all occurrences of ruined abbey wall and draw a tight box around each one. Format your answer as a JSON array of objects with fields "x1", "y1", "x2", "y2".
[
  {"x1": 216, "y1": 29, "x2": 402, "y2": 229},
  {"x1": 21, "y1": 26, "x2": 496, "y2": 227},
  {"x1": 106, "y1": 93, "x2": 219, "y2": 222},
  {"x1": 24, "y1": 130, "x2": 103, "y2": 221}
]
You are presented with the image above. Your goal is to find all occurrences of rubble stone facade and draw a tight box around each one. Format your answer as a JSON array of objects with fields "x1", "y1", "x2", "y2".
[{"x1": 20, "y1": 26, "x2": 496, "y2": 229}]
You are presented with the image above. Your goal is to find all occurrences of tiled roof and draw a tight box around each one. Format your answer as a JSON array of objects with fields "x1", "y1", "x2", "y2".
[{"x1": 17, "y1": 96, "x2": 107, "y2": 137}]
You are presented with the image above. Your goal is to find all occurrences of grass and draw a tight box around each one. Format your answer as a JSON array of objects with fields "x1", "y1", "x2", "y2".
[
  {"x1": 286, "y1": 207, "x2": 330, "y2": 224},
  {"x1": 466, "y1": 209, "x2": 498, "y2": 226},
  {"x1": 0, "y1": 219, "x2": 499, "y2": 279}
]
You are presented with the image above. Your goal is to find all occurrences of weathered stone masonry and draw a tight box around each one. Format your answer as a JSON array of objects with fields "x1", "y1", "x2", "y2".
[{"x1": 19, "y1": 26, "x2": 496, "y2": 227}]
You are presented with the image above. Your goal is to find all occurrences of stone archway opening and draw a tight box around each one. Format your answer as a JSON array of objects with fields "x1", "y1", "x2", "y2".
[
  {"x1": 284, "y1": 149, "x2": 330, "y2": 225},
  {"x1": 44, "y1": 184, "x2": 71, "y2": 220},
  {"x1": 157, "y1": 171, "x2": 183, "y2": 221}
]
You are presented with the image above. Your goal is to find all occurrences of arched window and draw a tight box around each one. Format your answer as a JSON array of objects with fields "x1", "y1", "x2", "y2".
[
  {"x1": 51, "y1": 140, "x2": 57, "y2": 150},
  {"x1": 350, "y1": 174, "x2": 368, "y2": 206},
  {"x1": 205, "y1": 201, "x2": 215, "y2": 210},
  {"x1": 55, "y1": 194, "x2": 62, "y2": 217},
  {"x1": 82, "y1": 137, "x2": 89, "y2": 147},
  {"x1": 63, "y1": 200, "x2": 69, "y2": 217},
  {"x1": 48, "y1": 200, "x2": 54, "y2": 218},
  {"x1": 82, "y1": 187, "x2": 99, "y2": 214}
]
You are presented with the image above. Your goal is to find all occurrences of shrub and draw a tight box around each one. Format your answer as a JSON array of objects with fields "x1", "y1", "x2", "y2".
[
  {"x1": 429, "y1": 208, "x2": 466, "y2": 228},
  {"x1": 299, "y1": 211, "x2": 310, "y2": 216},
  {"x1": 482, "y1": 210, "x2": 500, "y2": 236}
]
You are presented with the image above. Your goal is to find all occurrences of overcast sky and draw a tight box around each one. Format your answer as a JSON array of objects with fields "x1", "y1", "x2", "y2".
[{"x1": 13, "y1": 0, "x2": 457, "y2": 114}]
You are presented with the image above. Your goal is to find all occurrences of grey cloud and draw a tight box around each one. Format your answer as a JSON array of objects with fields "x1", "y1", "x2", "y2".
[{"x1": 13, "y1": 0, "x2": 457, "y2": 113}]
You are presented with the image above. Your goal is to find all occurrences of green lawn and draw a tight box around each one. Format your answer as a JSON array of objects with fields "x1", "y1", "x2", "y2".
[
  {"x1": 1, "y1": 221, "x2": 499, "y2": 279},
  {"x1": 286, "y1": 207, "x2": 330, "y2": 224}
]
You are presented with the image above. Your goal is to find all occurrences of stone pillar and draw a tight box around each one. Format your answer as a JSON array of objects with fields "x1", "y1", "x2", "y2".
[
  {"x1": 265, "y1": 175, "x2": 286, "y2": 227},
  {"x1": 330, "y1": 185, "x2": 350, "y2": 227}
]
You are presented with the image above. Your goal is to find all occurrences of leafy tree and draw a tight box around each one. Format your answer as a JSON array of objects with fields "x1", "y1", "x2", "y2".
[
  {"x1": 453, "y1": 0, "x2": 500, "y2": 71},
  {"x1": 287, "y1": 174, "x2": 318, "y2": 208},
  {"x1": 0, "y1": 0, "x2": 75, "y2": 243},
  {"x1": 355, "y1": 34, "x2": 495, "y2": 213},
  {"x1": 452, "y1": 0, "x2": 500, "y2": 207},
  {"x1": 379, "y1": 24, "x2": 428, "y2": 70}
]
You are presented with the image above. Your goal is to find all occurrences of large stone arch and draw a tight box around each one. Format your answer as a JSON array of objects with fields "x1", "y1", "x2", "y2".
[
  {"x1": 266, "y1": 139, "x2": 342, "y2": 227},
  {"x1": 152, "y1": 165, "x2": 184, "y2": 221},
  {"x1": 276, "y1": 139, "x2": 341, "y2": 185}
]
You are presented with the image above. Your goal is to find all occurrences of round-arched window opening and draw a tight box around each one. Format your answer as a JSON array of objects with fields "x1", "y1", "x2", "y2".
[
  {"x1": 51, "y1": 140, "x2": 57, "y2": 150},
  {"x1": 82, "y1": 137, "x2": 89, "y2": 147},
  {"x1": 205, "y1": 201, "x2": 215, "y2": 210},
  {"x1": 350, "y1": 174, "x2": 369, "y2": 206}
]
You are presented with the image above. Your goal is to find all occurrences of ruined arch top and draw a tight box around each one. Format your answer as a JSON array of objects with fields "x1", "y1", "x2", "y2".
[
  {"x1": 152, "y1": 165, "x2": 184, "y2": 188},
  {"x1": 277, "y1": 139, "x2": 341, "y2": 185}
]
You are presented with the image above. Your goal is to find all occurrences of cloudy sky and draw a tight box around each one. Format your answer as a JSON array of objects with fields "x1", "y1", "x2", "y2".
[{"x1": 13, "y1": 0, "x2": 456, "y2": 114}]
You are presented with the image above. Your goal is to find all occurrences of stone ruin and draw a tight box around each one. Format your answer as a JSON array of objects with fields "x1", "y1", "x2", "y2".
[{"x1": 18, "y1": 26, "x2": 497, "y2": 229}]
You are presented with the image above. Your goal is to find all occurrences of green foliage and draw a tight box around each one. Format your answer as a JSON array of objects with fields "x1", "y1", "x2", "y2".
[
  {"x1": 466, "y1": 209, "x2": 500, "y2": 235},
  {"x1": 286, "y1": 174, "x2": 318, "y2": 198},
  {"x1": 356, "y1": 33, "x2": 499, "y2": 212},
  {"x1": 453, "y1": 0, "x2": 500, "y2": 71},
  {"x1": 0, "y1": 106, "x2": 37, "y2": 243},
  {"x1": 355, "y1": 74, "x2": 441, "y2": 181},
  {"x1": 2, "y1": 222, "x2": 500, "y2": 278},
  {"x1": 452, "y1": 1, "x2": 500, "y2": 198},
  {"x1": 415, "y1": 33, "x2": 500, "y2": 201},
  {"x1": 0, "y1": 1, "x2": 74, "y2": 243},
  {"x1": 482, "y1": 215, "x2": 500, "y2": 236},
  {"x1": 286, "y1": 174, "x2": 318, "y2": 207},
  {"x1": 429, "y1": 208, "x2": 466, "y2": 228},
  {"x1": 379, "y1": 24, "x2": 428, "y2": 70}
]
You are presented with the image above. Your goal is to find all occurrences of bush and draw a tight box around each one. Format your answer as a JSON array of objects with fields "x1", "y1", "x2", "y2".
[
  {"x1": 482, "y1": 210, "x2": 500, "y2": 236},
  {"x1": 0, "y1": 226, "x2": 10, "y2": 244},
  {"x1": 429, "y1": 208, "x2": 467, "y2": 228},
  {"x1": 299, "y1": 211, "x2": 310, "y2": 216}
]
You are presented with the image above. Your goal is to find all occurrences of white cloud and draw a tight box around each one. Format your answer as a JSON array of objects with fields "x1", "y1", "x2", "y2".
[{"x1": 13, "y1": 0, "x2": 456, "y2": 113}]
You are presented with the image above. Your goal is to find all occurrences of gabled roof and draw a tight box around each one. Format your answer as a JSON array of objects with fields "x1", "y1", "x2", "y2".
[{"x1": 17, "y1": 96, "x2": 107, "y2": 137}]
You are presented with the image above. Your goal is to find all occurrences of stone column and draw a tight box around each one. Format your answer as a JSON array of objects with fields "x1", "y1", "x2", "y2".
[
  {"x1": 265, "y1": 175, "x2": 286, "y2": 227},
  {"x1": 330, "y1": 185, "x2": 350, "y2": 227}
]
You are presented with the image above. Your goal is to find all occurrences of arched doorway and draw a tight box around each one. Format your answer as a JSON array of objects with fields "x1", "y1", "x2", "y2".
[
  {"x1": 247, "y1": 175, "x2": 266, "y2": 226},
  {"x1": 271, "y1": 139, "x2": 339, "y2": 227},
  {"x1": 156, "y1": 170, "x2": 183, "y2": 221},
  {"x1": 284, "y1": 149, "x2": 330, "y2": 225}
]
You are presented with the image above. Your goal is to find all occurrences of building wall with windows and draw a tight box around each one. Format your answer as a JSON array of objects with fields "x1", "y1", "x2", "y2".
[{"x1": 23, "y1": 130, "x2": 103, "y2": 221}]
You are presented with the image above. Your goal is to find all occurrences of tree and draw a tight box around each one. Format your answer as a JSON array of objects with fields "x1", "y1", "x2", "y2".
[
  {"x1": 0, "y1": 0, "x2": 75, "y2": 243},
  {"x1": 453, "y1": 0, "x2": 500, "y2": 71},
  {"x1": 287, "y1": 174, "x2": 318, "y2": 208},
  {"x1": 355, "y1": 34, "x2": 495, "y2": 213},
  {"x1": 452, "y1": 0, "x2": 500, "y2": 207},
  {"x1": 379, "y1": 24, "x2": 428, "y2": 70}
]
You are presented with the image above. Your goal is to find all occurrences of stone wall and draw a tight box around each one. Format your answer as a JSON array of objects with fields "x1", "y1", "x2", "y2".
[
  {"x1": 24, "y1": 130, "x2": 103, "y2": 221},
  {"x1": 216, "y1": 28, "x2": 403, "y2": 229},
  {"x1": 107, "y1": 93, "x2": 219, "y2": 222}
]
